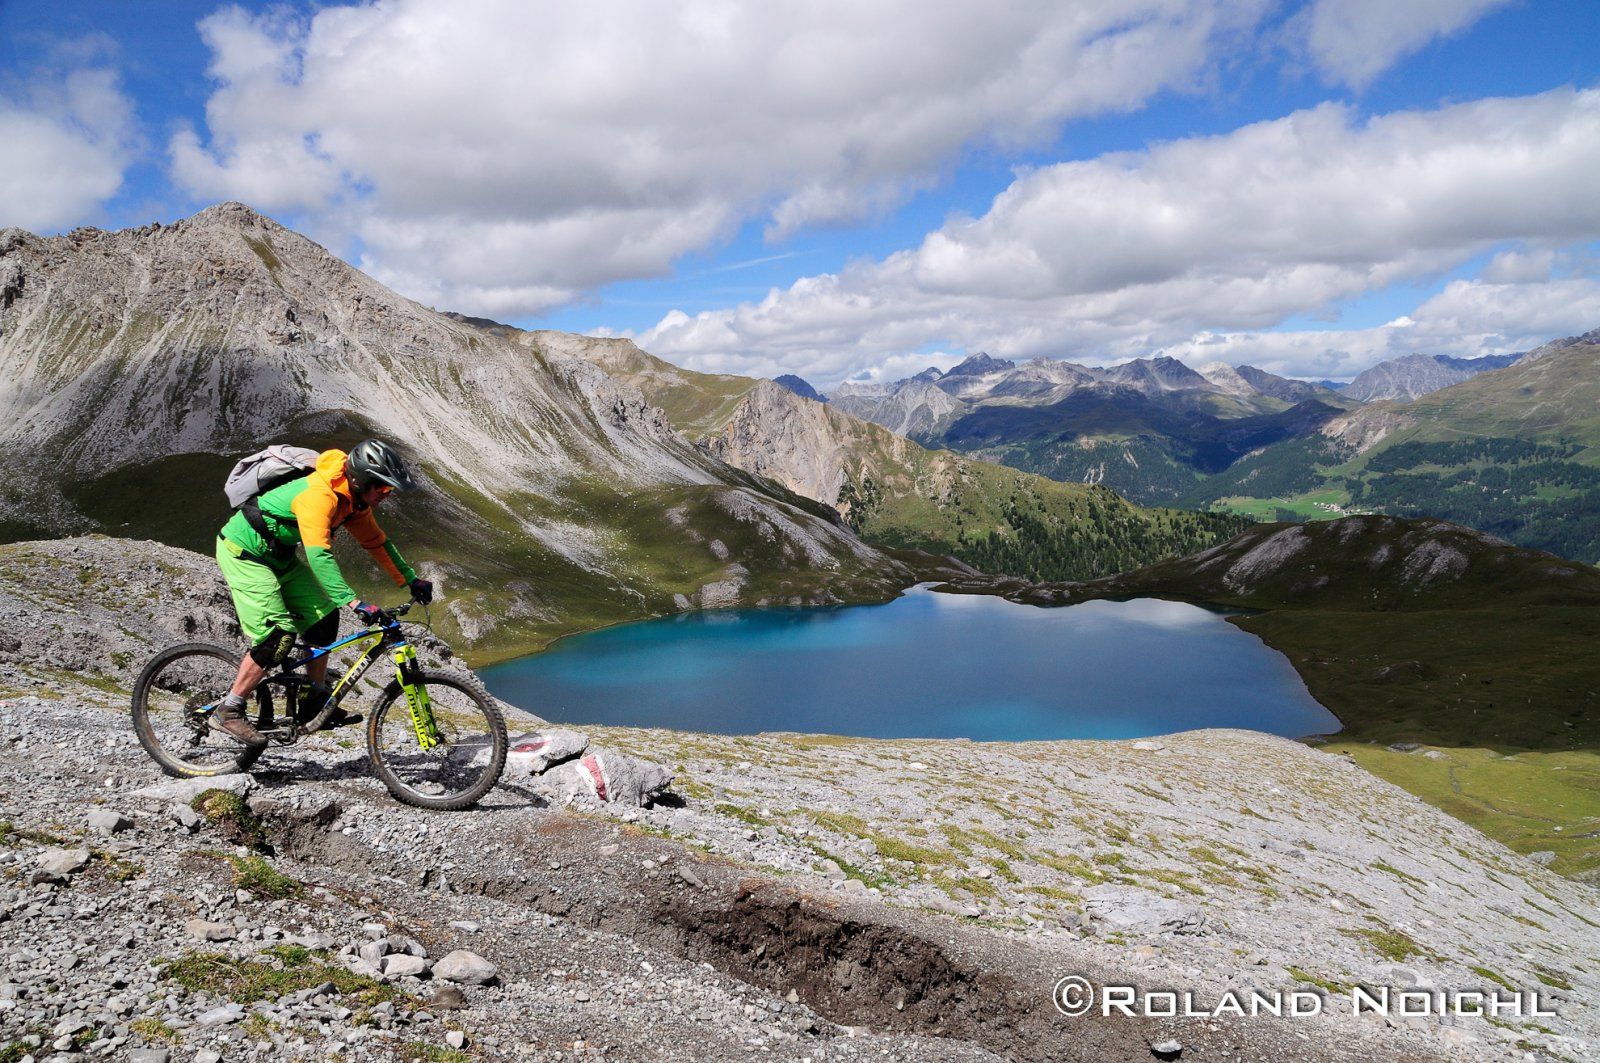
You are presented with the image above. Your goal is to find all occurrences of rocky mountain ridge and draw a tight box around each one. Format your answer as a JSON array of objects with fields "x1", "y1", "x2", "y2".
[
  {"x1": 771, "y1": 374, "x2": 824, "y2": 402},
  {"x1": 823, "y1": 351, "x2": 1359, "y2": 506},
  {"x1": 831, "y1": 351, "x2": 1344, "y2": 439},
  {"x1": 1342, "y1": 351, "x2": 1523, "y2": 403},
  {"x1": 951, "y1": 514, "x2": 1600, "y2": 612},
  {"x1": 514, "y1": 334, "x2": 1249, "y2": 582},
  {"x1": 1200, "y1": 330, "x2": 1600, "y2": 561}
]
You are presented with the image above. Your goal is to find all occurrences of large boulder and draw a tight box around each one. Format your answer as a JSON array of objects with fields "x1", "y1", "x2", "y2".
[
  {"x1": 433, "y1": 950, "x2": 497, "y2": 985},
  {"x1": 540, "y1": 752, "x2": 672, "y2": 808},
  {"x1": 502, "y1": 729, "x2": 589, "y2": 780}
]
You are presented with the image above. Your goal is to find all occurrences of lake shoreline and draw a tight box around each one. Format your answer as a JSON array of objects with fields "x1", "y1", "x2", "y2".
[{"x1": 479, "y1": 585, "x2": 1339, "y2": 743}]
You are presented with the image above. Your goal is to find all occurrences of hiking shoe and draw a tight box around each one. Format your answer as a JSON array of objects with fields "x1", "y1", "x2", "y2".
[{"x1": 209, "y1": 702, "x2": 268, "y2": 749}]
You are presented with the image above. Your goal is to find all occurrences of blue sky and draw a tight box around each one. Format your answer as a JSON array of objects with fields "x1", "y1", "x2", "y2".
[{"x1": 3, "y1": 1, "x2": 1598, "y2": 385}]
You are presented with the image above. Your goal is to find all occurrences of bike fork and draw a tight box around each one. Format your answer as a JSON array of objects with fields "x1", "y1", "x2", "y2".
[{"x1": 393, "y1": 644, "x2": 440, "y2": 749}]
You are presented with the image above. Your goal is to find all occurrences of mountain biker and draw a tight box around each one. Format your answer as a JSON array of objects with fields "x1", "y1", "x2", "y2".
[{"x1": 211, "y1": 439, "x2": 433, "y2": 748}]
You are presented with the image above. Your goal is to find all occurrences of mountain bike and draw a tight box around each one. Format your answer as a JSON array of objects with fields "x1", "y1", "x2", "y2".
[{"x1": 130, "y1": 603, "x2": 507, "y2": 810}]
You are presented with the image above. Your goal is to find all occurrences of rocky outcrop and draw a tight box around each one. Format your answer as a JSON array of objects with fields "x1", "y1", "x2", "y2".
[
  {"x1": 701, "y1": 381, "x2": 889, "y2": 508},
  {"x1": 1520, "y1": 324, "x2": 1600, "y2": 364},
  {"x1": 1321, "y1": 402, "x2": 1417, "y2": 451},
  {"x1": 771, "y1": 374, "x2": 824, "y2": 402},
  {"x1": 1200, "y1": 362, "x2": 1335, "y2": 405},
  {"x1": 0, "y1": 205, "x2": 706, "y2": 493}
]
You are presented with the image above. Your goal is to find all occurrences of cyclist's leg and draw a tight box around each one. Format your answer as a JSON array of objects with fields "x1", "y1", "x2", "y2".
[
  {"x1": 279, "y1": 560, "x2": 339, "y2": 684},
  {"x1": 214, "y1": 539, "x2": 297, "y2": 746},
  {"x1": 280, "y1": 562, "x2": 358, "y2": 726}
]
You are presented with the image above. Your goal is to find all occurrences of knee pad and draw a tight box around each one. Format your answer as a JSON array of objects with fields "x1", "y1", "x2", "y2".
[
  {"x1": 249, "y1": 627, "x2": 297, "y2": 668},
  {"x1": 303, "y1": 611, "x2": 339, "y2": 648}
]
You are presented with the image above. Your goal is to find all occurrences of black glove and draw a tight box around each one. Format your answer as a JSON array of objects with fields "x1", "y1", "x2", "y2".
[
  {"x1": 352, "y1": 600, "x2": 385, "y2": 626},
  {"x1": 409, "y1": 577, "x2": 434, "y2": 604}
]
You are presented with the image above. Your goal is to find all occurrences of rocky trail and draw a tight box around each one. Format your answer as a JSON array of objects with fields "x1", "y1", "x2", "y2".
[{"x1": 2, "y1": 537, "x2": 1597, "y2": 1061}]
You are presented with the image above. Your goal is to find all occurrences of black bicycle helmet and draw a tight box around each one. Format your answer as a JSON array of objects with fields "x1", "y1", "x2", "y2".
[{"x1": 346, "y1": 439, "x2": 414, "y2": 492}]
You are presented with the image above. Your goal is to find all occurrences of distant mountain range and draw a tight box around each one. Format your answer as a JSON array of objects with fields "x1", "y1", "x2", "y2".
[
  {"x1": 827, "y1": 351, "x2": 1357, "y2": 504},
  {"x1": 812, "y1": 332, "x2": 1600, "y2": 564}
]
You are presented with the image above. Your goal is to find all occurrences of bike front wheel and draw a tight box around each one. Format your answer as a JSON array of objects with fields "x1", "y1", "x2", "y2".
[
  {"x1": 366, "y1": 670, "x2": 506, "y2": 810},
  {"x1": 131, "y1": 642, "x2": 269, "y2": 778}
]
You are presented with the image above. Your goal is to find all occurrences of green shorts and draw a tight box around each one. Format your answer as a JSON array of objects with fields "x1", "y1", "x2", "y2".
[{"x1": 215, "y1": 535, "x2": 338, "y2": 646}]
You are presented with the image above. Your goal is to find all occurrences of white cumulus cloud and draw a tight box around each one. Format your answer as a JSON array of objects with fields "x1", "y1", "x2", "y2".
[
  {"x1": 170, "y1": 0, "x2": 1277, "y2": 316},
  {"x1": 0, "y1": 55, "x2": 140, "y2": 232},
  {"x1": 632, "y1": 86, "x2": 1600, "y2": 386},
  {"x1": 1299, "y1": 0, "x2": 1516, "y2": 89}
]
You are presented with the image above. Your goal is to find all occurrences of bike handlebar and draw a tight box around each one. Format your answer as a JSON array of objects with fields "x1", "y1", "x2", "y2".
[{"x1": 367, "y1": 600, "x2": 418, "y2": 628}]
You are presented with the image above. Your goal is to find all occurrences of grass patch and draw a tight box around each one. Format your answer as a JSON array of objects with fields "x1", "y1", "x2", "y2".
[
  {"x1": 0, "y1": 821, "x2": 70, "y2": 847},
  {"x1": 712, "y1": 803, "x2": 772, "y2": 827},
  {"x1": 1101, "y1": 822, "x2": 1136, "y2": 845},
  {"x1": 1533, "y1": 966, "x2": 1573, "y2": 991},
  {"x1": 1138, "y1": 865, "x2": 1208, "y2": 895},
  {"x1": 675, "y1": 777, "x2": 713, "y2": 800},
  {"x1": 942, "y1": 825, "x2": 1028, "y2": 862},
  {"x1": 1343, "y1": 926, "x2": 1431, "y2": 962},
  {"x1": 191, "y1": 789, "x2": 267, "y2": 849},
  {"x1": 1286, "y1": 966, "x2": 1347, "y2": 994},
  {"x1": 810, "y1": 810, "x2": 957, "y2": 867},
  {"x1": 0, "y1": 1040, "x2": 39, "y2": 1063},
  {"x1": 226, "y1": 854, "x2": 304, "y2": 898},
  {"x1": 1023, "y1": 885, "x2": 1080, "y2": 903},
  {"x1": 241, "y1": 1014, "x2": 277, "y2": 1039},
  {"x1": 1371, "y1": 860, "x2": 1425, "y2": 887},
  {"x1": 1038, "y1": 851, "x2": 1103, "y2": 882},
  {"x1": 942, "y1": 874, "x2": 999, "y2": 900},
  {"x1": 130, "y1": 1018, "x2": 179, "y2": 1044},
  {"x1": 92, "y1": 849, "x2": 141, "y2": 882},
  {"x1": 801, "y1": 842, "x2": 896, "y2": 892},
  {"x1": 159, "y1": 945, "x2": 406, "y2": 1007},
  {"x1": 1469, "y1": 964, "x2": 1517, "y2": 992}
]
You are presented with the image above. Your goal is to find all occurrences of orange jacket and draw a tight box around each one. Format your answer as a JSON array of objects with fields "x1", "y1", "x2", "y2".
[{"x1": 288, "y1": 449, "x2": 414, "y2": 603}]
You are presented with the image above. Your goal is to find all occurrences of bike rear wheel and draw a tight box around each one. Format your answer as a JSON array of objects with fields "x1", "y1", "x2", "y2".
[
  {"x1": 366, "y1": 670, "x2": 506, "y2": 810},
  {"x1": 130, "y1": 643, "x2": 270, "y2": 778}
]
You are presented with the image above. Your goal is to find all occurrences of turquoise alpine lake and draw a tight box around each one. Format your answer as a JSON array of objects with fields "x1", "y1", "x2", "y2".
[{"x1": 480, "y1": 586, "x2": 1341, "y2": 741}]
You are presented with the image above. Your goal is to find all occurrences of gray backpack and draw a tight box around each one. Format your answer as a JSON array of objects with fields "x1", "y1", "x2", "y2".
[
  {"x1": 223, "y1": 445, "x2": 321, "y2": 508},
  {"x1": 224, "y1": 445, "x2": 321, "y2": 556}
]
